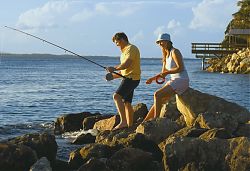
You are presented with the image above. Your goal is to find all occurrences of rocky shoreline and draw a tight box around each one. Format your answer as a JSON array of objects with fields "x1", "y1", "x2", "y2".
[
  {"x1": 206, "y1": 48, "x2": 250, "y2": 74},
  {"x1": 0, "y1": 87, "x2": 249, "y2": 171}
]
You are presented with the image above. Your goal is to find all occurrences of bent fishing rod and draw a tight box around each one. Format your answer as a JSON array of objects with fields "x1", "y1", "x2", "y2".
[{"x1": 4, "y1": 26, "x2": 125, "y2": 79}]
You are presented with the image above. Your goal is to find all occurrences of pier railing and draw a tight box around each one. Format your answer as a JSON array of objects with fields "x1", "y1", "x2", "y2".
[{"x1": 192, "y1": 43, "x2": 247, "y2": 58}]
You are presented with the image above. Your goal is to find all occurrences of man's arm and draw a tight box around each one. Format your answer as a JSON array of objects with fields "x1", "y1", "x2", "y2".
[{"x1": 115, "y1": 58, "x2": 132, "y2": 70}]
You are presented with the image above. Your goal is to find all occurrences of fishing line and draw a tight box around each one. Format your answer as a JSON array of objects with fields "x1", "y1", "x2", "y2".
[
  {"x1": 0, "y1": 27, "x2": 6, "y2": 64},
  {"x1": 4, "y1": 26, "x2": 125, "y2": 79}
]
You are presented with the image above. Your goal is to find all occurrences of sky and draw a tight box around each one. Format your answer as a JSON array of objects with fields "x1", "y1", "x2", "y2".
[{"x1": 0, "y1": 0, "x2": 238, "y2": 58}]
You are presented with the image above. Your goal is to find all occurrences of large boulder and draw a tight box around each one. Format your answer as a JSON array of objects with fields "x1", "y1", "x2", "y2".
[
  {"x1": 133, "y1": 103, "x2": 148, "y2": 122},
  {"x1": 162, "y1": 136, "x2": 250, "y2": 171},
  {"x1": 160, "y1": 96, "x2": 182, "y2": 121},
  {"x1": 54, "y1": 112, "x2": 99, "y2": 134},
  {"x1": 195, "y1": 112, "x2": 238, "y2": 134},
  {"x1": 51, "y1": 159, "x2": 71, "y2": 171},
  {"x1": 95, "y1": 125, "x2": 138, "y2": 144},
  {"x1": 78, "y1": 158, "x2": 109, "y2": 171},
  {"x1": 8, "y1": 133, "x2": 57, "y2": 163},
  {"x1": 71, "y1": 133, "x2": 96, "y2": 145},
  {"x1": 234, "y1": 122, "x2": 250, "y2": 137},
  {"x1": 158, "y1": 127, "x2": 208, "y2": 151},
  {"x1": 97, "y1": 131, "x2": 163, "y2": 162},
  {"x1": 94, "y1": 115, "x2": 119, "y2": 131},
  {"x1": 199, "y1": 128, "x2": 232, "y2": 140},
  {"x1": 29, "y1": 157, "x2": 52, "y2": 171},
  {"x1": 83, "y1": 114, "x2": 113, "y2": 130},
  {"x1": 136, "y1": 117, "x2": 182, "y2": 144},
  {"x1": 176, "y1": 87, "x2": 250, "y2": 128},
  {"x1": 94, "y1": 103, "x2": 148, "y2": 131},
  {"x1": 170, "y1": 127, "x2": 208, "y2": 139},
  {"x1": 68, "y1": 143, "x2": 117, "y2": 169},
  {"x1": 206, "y1": 48, "x2": 250, "y2": 74},
  {"x1": 225, "y1": 137, "x2": 250, "y2": 171},
  {"x1": 69, "y1": 131, "x2": 163, "y2": 170},
  {"x1": 106, "y1": 147, "x2": 159, "y2": 171},
  {"x1": 0, "y1": 143, "x2": 37, "y2": 171}
]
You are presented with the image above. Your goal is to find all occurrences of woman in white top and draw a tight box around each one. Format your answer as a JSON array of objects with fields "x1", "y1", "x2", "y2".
[{"x1": 143, "y1": 33, "x2": 189, "y2": 122}]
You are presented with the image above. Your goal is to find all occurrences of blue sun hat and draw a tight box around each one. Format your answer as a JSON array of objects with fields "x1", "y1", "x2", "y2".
[{"x1": 156, "y1": 33, "x2": 171, "y2": 44}]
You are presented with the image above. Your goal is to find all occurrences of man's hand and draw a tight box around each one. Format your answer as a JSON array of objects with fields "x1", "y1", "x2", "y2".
[{"x1": 105, "y1": 66, "x2": 117, "y2": 73}]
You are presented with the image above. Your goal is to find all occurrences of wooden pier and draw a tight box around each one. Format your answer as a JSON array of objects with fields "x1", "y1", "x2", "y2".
[{"x1": 191, "y1": 43, "x2": 247, "y2": 70}]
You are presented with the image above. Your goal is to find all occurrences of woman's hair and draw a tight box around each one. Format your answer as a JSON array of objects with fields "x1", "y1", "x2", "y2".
[
  {"x1": 112, "y1": 32, "x2": 129, "y2": 42},
  {"x1": 168, "y1": 41, "x2": 173, "y2": 47},
  {"x1": 161, "y1": 42, "x2": 173, "y2": 63}
]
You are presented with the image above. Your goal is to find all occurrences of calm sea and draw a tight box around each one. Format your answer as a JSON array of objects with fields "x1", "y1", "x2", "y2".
[{"x1": 0, "y1": 54, "x2": 249, "y2": 159}]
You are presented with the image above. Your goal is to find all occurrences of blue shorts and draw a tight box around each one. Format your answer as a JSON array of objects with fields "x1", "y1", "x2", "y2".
[{"x1": 116, "y1": 78, "x2": 140, "y2": 103}]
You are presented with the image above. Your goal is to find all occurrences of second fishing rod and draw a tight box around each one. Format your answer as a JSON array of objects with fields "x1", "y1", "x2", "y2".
[{"x1": 4, "y1": 26, "x2": 125, "y2": 79}]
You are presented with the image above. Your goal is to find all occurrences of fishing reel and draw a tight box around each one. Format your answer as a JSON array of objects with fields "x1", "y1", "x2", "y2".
[{"x1": 105, "y1": 73, "x2": 114, "y2": 81}]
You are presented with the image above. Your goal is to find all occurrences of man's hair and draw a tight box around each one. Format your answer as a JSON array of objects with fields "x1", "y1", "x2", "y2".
[{"x1": 112, "y1": 32, "x2": 128, "y2": 42}]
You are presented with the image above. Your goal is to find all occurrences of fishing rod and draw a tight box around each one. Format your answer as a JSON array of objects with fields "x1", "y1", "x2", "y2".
[{"x1": 4, "y1": 26, "x2": 125, "y2": 79}]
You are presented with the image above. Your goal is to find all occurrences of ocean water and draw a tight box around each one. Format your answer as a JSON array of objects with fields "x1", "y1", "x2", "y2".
[{"x1": 0, "y1": 54, "x2": 249, "y2": 159}]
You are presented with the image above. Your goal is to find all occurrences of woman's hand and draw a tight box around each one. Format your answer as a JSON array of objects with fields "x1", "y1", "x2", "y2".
[
  {"x1": 146, "y1": 77, "x2": 155, "y2": 84},
  {"x1": 155, "y1": 74, "x2": 166, "y2": 84},
  {"x1": 158, "y1": 70, "x2": 169, "y2": 78}
]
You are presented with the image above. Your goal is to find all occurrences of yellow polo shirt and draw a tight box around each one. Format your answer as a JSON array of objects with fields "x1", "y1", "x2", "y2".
[{"x1": 120, "y1": 44, "x2": 141, "y2": 80}]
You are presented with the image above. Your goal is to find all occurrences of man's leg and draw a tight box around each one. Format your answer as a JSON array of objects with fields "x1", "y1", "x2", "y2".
[
  {"x1": 113, "y1": 93, "x2": 127, "y2": 129},
  {"x1": 124, "y1": 102, "x2": 134, "y2": 127}
]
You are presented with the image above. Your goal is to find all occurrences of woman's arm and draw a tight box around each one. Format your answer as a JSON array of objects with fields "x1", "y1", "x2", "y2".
[{"x1": 161, "y1": 47, "x2": 167, "y2": 73}]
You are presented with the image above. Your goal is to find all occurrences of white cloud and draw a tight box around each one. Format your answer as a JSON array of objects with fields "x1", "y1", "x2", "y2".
[
  {"x1": 154, "y1": 26, "x2": 166, "y2": 36},
  {"x1": 189, "y1": 0, "x2": 235, "y2": 30},
  {"x1": 154, "y1": 19, "x2": 182, "y2": 37},
  {"x1": 70, "y1": 2, "x2": 107, "y2": 23},
  {"x1": 94, "y1": 2, "x2": 141, "y2": 17},
  {"x1": 70, "y1": 1, "x2": 141, "y2": 23},
  {"x1": 95, "y1": 3, "x2": 110, "y2": 14},
  {"x1": 16, "y1": 1, "x2": 143, "y2": 29},
  {"x1": 70, "y1": 9, "x2": 94, "y2": 23},
  {"x1": 167, "y1": 19, "x2": 181, "y2": 29},
  {"x1": 131, "y1": 31, "x2": 144, "y2": 42},
  {"x1": 117, "y1": 5, "x2": 140, "y2": 17},
  {"x1": 17, "y1": 1, "x2": 69, "y2": 29}
]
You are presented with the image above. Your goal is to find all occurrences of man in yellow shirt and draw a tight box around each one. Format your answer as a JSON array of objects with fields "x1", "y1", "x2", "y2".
[{"x1": 106, "y1": 32, "x2": 141, "y2": 130}]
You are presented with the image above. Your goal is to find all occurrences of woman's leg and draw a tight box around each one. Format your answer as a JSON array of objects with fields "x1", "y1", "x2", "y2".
[
  {"x1": 143, "y1": 105, "x2": 155, "y2": 122},
  {"x1": 154, "y1": 85, "x2": 175, "y2": 118}
]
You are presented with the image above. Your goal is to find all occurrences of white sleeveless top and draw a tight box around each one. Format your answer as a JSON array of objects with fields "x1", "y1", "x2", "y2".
[{"x1": 165, "y1": 48, "x2": 189, "y2": 79}]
